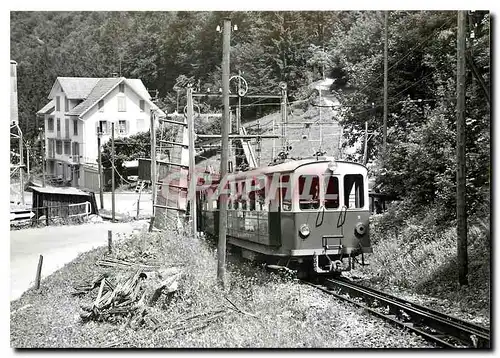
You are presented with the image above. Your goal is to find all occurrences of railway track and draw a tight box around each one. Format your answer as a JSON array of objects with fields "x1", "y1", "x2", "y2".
[{"x1": 303, "y1": 278, "x2": 490, "y2": 348}]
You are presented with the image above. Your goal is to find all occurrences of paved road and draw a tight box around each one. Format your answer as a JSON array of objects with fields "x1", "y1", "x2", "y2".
[{"x1": 10, "y1": 221, "x2": 149, "y2": 301}]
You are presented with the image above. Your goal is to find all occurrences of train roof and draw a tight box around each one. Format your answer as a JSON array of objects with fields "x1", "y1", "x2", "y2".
[{"x1": 227, "y1": 157, "x2": 367, "y2": 181}]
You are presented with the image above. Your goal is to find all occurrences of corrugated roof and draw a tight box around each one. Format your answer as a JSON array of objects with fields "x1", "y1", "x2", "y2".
[
  {"x1": 67, "y1": 78, "x2": 123, "y2": 116},
  {"x1": 30, "y1": 186, "x2": 92, "y2": 196},
  {"x1": 36, "y1": 99, "x2": 55, "y2": 115},
  {"x1": 56, "y1": 77, "x2": 101, "y2": 99}
]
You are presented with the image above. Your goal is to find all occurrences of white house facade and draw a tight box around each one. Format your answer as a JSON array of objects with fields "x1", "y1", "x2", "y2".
[{"x1": 37, "y1": 77, "x2": 165, "y2": 189}]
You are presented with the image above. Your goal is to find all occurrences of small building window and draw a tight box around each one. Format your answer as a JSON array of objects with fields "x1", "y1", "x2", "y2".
[
  {"x1": 118, "y1": 96, "x2": 126, "y2": 112},
  {"x1": 98, "y1": 100, "x2": 104, "y2": 112},
  {"x1": 55, "y1": 140, "x2": 62, "y2": 155},
  {"x1": 64, "y1": 141, "x2": 71, "y2": 155},
  {"x1": 56, "y1": 96, "x2": 60, "y2": 111},
  {"x1": 139, "y1": 100, "x2": 145, "y2": 112},
  {"x1": 73, "y1": 119, "x2": 78, "y2": 135},
  {"x1": 47, "y1": 117, "x2": 54, "y2": 131},
  {"x1": 65, "y1": 98, "x2": 69, "y2": 112},
  {"x1": 119, "y1": 83, "x2": 125, "y2": 93},
  {"x1": 118, "y1": 120, "x2": 128, "y2": 135},
  {"x1": 56, "y1": 119, "x2": 61, "y2": 133}
]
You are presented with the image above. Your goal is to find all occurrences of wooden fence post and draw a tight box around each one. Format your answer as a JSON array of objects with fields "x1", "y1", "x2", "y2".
[
  {"x1": 108, "y1": 230, "x2": 112, "y2": 254},
  {"x1": 35, "y1": 255, "x2": 43, "y2": 290}
]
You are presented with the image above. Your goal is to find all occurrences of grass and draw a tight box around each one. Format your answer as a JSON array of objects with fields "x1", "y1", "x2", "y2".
[
  {"x1": 357, "y1": 205, "x2": 491, "y2": 327},
  {"x1": 11, "y1": 227, "x2": 433, "y2": 348}
]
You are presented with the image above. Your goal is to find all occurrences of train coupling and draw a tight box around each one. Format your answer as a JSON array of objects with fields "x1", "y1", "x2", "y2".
[{"x1": 313, "y1": 252, "x2": 346, "y2": 274}]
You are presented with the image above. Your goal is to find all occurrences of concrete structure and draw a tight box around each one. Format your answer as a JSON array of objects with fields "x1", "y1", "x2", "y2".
[{"x1": 37, "y1": 77, "x2": 165, "y2": 188}]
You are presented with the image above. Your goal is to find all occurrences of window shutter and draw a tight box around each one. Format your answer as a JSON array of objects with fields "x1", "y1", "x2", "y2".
[
  {"x1": 126, "y1": 120, "x2": 130, "y2": 135},
  {"x1": 118, "y1": 97, "x2": 126, "y2": 112}
]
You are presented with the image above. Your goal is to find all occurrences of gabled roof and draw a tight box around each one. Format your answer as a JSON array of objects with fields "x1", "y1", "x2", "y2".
[
  {"x1": 67, "y1": 77, "x2": 123, "y2": 116},
  {"x1": 41, "y1": 76, "x2": 166, "y2": 119},
  {"x1": 49, "y1": 77, "x2": 101, "y2": 100},
  {"x1": 36, "y1": 99, "x2": 55, "y2": 115}
]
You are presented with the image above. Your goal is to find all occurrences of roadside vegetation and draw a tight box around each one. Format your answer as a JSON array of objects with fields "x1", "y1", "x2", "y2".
[{"x1": 11, "y1": 229, "x2": 432, "y2": 348}]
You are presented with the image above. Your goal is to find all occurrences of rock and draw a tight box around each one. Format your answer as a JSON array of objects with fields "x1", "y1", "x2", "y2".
[{"x1": 88, "y1": 214, "x2": 103, "y2": 224}]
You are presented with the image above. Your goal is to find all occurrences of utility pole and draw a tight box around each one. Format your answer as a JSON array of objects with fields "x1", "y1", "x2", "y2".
[
  {"x1": 456, "y1": 10, "x2": 468, "y2": 286},
  {"x1": 97, "y1": 133, "x2": 104, "y2": 209},
  {"x1": 186, "y1": 87, "x2": 197, "y2": 236},
  {"x1": 26, "y1": 144, "x2": 30, "y2": 180},
  {"x1": 383, "y1": 10, "x2": 389, "y2": 162},
  {"x1": 111, "y1": 122, "x2": 115, "y2": 223},
  {"x1": 218, "y1": 18, "x2": 231, "y2": 287},
  {"x1": 150, "y1": 110, "x2": 157, "y2": 218},
  {"x1": 41, "y1": 137, "x2": 46, "y2": 187},
  {"x1": 19, "y1": 129, "x2": 24, "y2": 205}
]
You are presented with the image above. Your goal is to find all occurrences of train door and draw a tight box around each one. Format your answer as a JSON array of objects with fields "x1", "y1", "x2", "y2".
[{"x1": 267, "y1": 174, "x2": 282, "y2": 246}]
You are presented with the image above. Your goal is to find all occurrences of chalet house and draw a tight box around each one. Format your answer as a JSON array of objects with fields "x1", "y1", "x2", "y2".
[{"x1": 37, "y1": 77, "x2": 165, "y2": 190}]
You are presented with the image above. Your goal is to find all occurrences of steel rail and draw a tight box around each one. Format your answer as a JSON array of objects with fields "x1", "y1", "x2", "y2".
[{"x1": 302, "y1": 278, "x2": 490, "y2": 349}]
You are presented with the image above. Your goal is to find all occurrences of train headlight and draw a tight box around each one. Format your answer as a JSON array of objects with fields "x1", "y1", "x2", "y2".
[
  {"x1": 299, "y1": 224, "x2": 311, "y2": 238},
  {"x1": 355, "y1": 222, "x2": 366, "y2": 237},
  {"x1": 327, "y1": 161, "x2": 337, "y2": 172}
]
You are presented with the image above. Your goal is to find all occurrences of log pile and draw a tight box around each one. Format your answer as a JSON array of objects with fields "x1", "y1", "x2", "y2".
[{"x1": 74, "y1": 267, "x2": 180, "y2": 330}]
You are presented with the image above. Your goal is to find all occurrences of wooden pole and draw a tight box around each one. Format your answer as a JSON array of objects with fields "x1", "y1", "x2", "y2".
[
  {"x1": 383, "y1": 10, "x2": 389, "y2": 162},
  {"x1": 150, "y1": 110, "x2": 157, "y2": 218},
  {"x1": 187, "y1": 87, "x2": 197, "y2": 237},
  {"x1": 34, "y1": 254, "x2": 43, "y2": 290},
  {"x1": 111, "y1": 122, "x2": 115, "y2": 223},
  {"x1": 108, "y1": 230, "x2": 112, "y2": 254},
  {"x1": 217, "y1": 18, "x2": 231, "y2": 288},
  {"x1": 456, "y1": 10, "x2": 468, "y2": 286},
  {"x1": 363, "y1": 121, "x2": 368, "y2": 165},
  {"x1": 97, "y1": 133, "x2": 104, "y2": 209},
  {"x1": 19, "y1": 126, "x2": 25, "y2": 205}
]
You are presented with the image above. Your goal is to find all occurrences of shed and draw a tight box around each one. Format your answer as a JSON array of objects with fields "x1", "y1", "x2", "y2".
[{"x1": 31, "y1": 186, "x2": 98, "y2": 219}]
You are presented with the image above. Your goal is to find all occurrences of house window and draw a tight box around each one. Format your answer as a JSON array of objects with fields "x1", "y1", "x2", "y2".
[
  {"x1": 65, "y1": 98, "x2": 69, "y2": 112},
  {"x1": 98, "y1": 100, "x2": 104, "y2": 112},
  {"x1": 48, "y1": 139, "x2": 55, "y2": 157},
  {"x1": 98, "y1": 120, "x2": 108, "y2": 135},
  {"x1": 136, "y1": 118, "x2": 145, "y2": 131},
  {"x1": 55, "y1": 140, "x2": 62, "y2": 155},
  {"x1": 56, "y1": 96, "x2": 60, "y2": 111},
  {"x1": 64, "y1": 141, "x2": 71, "y2": 155},
  {"x1": 47, "y1": 117, "x2": 54, "y2": 131},
  {"x1": 65, "y1": 118, "x2": 70, "y2": 138},
  {"x1": 57, "y1": 119, "x2": 61, "y2": 134},
  {"x1": 118, "y1": 120, "x2": 128, "y2": 135},
  {"x1": 139, "y1": 100, "x2": 145, "y2": 112},
  {"x1": 73, "y1": 119, "x2": 78, "y2": 135},
  {"x1": 118, "y1": 96, "x2": 126, "y2": 112},
  {"x1": 119, "y1": 83, "x2": 125, "y2": 93},
  {"x1": 72, "y1": 142, "x2": 79, "y2": 156}
]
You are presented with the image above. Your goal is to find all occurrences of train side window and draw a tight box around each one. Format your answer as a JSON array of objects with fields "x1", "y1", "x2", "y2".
[
  {"x1": 280, "y1": 174, "x2": 292, "y2": 211},
  {"x1": 344, "y1": 174, "x2": 364, "y2": 208},
  {"x1": 324, "y1": 176, "x2": 339, "y2": 209},
  {"x1": 298, "y1": 175, "x2": 320, "y2": 210}
]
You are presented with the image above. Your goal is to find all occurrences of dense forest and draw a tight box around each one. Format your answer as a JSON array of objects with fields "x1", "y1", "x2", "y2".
[{"x1": 11, "y1": 10, "x2": 490, "y2": 228}]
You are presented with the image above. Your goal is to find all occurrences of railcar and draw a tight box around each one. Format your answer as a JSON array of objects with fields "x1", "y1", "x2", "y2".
[{"x1": 196, "y1": 156, "x2": 372, "y2": 276}]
